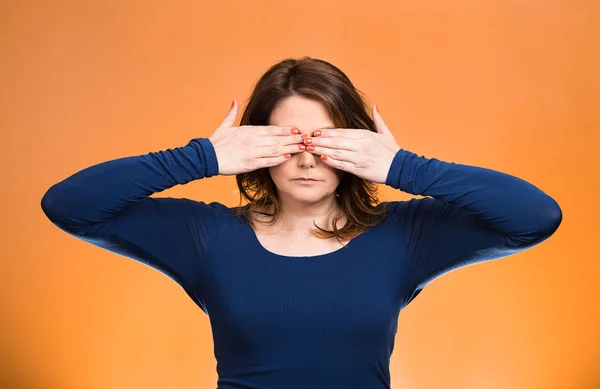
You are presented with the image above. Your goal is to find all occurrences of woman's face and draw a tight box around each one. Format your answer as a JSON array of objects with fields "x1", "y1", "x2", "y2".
[{"x1": 268, "y1": 96, "x2": 344, "y2": 206}]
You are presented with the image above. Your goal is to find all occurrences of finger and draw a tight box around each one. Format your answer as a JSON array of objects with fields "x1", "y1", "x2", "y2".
[
  {"x1": 306, "y1": 146, "x2": 356, "y2": 163},
  {"x1": 313, "y1": 128, "x2": 365, "y2": 139},
  {"x1": 255, "y1": 143, "x2": 307, "y2": 158},
  {"x1": 219, "y1": 100, "x2": 238, "y2": 128},
  {"x1": 254, "y1": 133, "x2": 305, "y2": 147},
  {"x1": 372, "y1": 105, "x2": 393, "y2": 136},
  {"x1": 318, "y1": 153, "x2": 356, "y2": 174},
  {"x1": 304, "y1": 135, "x2": 358, "y2": 151},
  {"x1": 250, "y1": 125, "x2": 298, "y2": 137},
  {"x1": 254, "y1": 153, "x2": 294, "y2": 169}
]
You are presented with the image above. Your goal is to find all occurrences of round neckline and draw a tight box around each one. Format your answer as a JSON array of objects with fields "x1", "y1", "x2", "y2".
[{"x1": 246, "y1": 222, "x2": 362, "y2": 259}]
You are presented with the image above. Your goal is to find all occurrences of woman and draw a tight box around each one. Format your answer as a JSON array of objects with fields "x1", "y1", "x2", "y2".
[{"x1": 41, "y1": 57, "x2": 562, "y2": 389}]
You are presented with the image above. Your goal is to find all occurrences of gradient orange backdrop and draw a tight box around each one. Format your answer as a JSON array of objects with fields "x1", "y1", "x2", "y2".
[{"x1": 2, "y1": 1, "x2": 599, "y2": 388}]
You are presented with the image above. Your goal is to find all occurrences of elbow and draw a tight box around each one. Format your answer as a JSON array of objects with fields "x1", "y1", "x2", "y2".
[
  {"x1": 505, "y1": 200, "x2": 563, "y2": 248},
  {"x1": 40, "y1": 184, "x2": 71, "y2": 227},
  {"x1": 531, "y1": 194, "x2": 563, "y2": 240},
  {"x1": 531, "y1": 200, "x2": 563, "y2": 244},
  {"x1": 541, "y1": 198, "x2": 563, "y2": 236},
  {"x1": 41, "y1": 186, "x2": 59, "y2": 221}
]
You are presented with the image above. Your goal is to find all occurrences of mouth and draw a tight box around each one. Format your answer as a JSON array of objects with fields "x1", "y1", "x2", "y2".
[{"x1": 293, "y1": 178, "x2": 320, "y2": 183}]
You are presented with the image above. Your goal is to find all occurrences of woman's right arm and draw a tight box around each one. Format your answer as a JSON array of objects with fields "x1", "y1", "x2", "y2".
[
  {"x1": 41, "y1": 101, "x2": 303, "y2": 298},
  {"x1": 40, "y1": 137, "x2": 223, "y2": 296}
]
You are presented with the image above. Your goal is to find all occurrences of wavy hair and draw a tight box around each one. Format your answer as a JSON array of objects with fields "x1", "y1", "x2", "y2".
[{"x1": 234, "y1": 56, "x2": 389, "y2": 243}]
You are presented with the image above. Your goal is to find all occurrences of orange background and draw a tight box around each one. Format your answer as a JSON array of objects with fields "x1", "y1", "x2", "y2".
[{"x1": 2, "y1": 1, "x2": 599, "y2": 388}]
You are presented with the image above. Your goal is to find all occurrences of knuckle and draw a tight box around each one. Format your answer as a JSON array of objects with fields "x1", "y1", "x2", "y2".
[
  {"x1": 271, "y1": 145, "x2": 280, "y2": 156},
  {"x1": 333, "y1": 149, "x2": 343, "y2": 158}
]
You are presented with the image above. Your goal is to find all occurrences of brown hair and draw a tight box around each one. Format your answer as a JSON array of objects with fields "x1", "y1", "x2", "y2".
[{"x1": 233, "y1": 56, "x2": 389, "y2": 243}]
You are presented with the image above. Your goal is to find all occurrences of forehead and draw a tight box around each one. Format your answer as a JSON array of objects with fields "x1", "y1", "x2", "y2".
[{"x1": 269, "y1": 96, "x2": 334, "y2": 132}]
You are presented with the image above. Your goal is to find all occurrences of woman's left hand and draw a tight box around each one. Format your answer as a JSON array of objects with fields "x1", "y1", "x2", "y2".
[{"x1": 304, "y1": 105, "x2": 401, "y2": 184}]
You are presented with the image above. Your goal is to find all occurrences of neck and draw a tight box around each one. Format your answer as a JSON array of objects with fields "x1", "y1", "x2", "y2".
[{"x1": 258, "y1": 195, "x2": 344, "y2": 237}]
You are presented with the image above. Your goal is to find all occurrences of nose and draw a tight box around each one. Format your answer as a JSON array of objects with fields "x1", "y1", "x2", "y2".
[{"x1": 297, "y1": 149, "x2": 316, "y2": 168}]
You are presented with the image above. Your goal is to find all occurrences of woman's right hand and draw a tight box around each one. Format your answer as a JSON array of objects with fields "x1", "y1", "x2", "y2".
[{"x1": 208, "y1": 101, "x2": 306, "y2": 176}]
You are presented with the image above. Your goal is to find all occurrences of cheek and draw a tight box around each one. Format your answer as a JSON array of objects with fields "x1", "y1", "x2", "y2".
[
  {"x1": 326, "y1": 166, "x2": 344, "y2": 182},
  {"x1": 268, "y1": 164, "x2": 288, "y2": 184}
]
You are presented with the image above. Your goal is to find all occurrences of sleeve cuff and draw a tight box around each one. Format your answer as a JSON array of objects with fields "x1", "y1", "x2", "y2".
[
  {"x1": 385, "y1": 148, "x2": 410, "y2": 189},
  {"x1": 189, "y1": 137, "x2": 220, "y2": 178}
]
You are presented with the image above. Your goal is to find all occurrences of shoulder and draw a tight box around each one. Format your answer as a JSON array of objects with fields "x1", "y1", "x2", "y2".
[
  {"x1": 183, "y1": 199, "x2": 231, "y2": 211},
  {"x1": 380, "y1": 197, "x2": 441, "y2": 223},
  {"x1": 182, "y1": 199, "x2": 250, "y2": 225},
  {"x1": 382, "y1": 197, "x2": 439, "y2": 211},
  {"x1": 381, "y1": 197, "x2": 481, "y2": 235},
  {"x1": 380, "y1": 198, "x2": 418, "y2": 214}
]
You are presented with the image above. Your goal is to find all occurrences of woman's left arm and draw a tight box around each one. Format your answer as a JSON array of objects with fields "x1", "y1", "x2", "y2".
[
  {"x1": 384, "y1": 148, "x2": 562, "y2": 291},
  {"x1": 306, "y1": 107, "x2": 562, "y2": 293}
]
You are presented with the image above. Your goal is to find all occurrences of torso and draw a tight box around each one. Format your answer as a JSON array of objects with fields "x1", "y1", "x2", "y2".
[
  {"x1": 253, "y1": 229, "x2": 350, "y2": 257},
  {"x1": 250, "y1": 208, "x2": 351, "y2": 257}
]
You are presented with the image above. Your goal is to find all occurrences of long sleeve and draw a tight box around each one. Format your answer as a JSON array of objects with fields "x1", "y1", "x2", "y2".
[
  {"x1": 385, "y1": 148, "x2": 562, "y2": 297},
  {"x1": 40, "y1": 137, "x2": 224, "y2": 305}
]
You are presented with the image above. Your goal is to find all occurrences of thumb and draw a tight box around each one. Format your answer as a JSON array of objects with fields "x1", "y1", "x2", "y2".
[
  {"x1": 372, "y1": 105, "x2": 392, "y2": 136},
  {"x1": 219, "y1": 100, "x2": 238, "y2": 128}
]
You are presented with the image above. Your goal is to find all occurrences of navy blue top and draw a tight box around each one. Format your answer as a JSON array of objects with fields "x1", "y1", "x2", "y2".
[{"x1": 41, "y1": 137, "x2": 562, "y2": 389}]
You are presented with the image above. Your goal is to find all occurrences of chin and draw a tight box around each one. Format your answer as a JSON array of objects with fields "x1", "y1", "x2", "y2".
[
  {"x1": 283, "y1": 190, "x2": 334, "y2": 204},
  {"x1": 299, "y1": 196, "x2": 328, "y2": 204}
]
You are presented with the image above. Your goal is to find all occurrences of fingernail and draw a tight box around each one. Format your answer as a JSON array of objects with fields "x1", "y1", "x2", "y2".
[
  {"x1": 284, "y1": 153, "x2": 291, "y2": 159},
  {"x1": 298, "y1": 144, "x2": 306, "y2": 150},
  {"x1": 321, "y1": 155, "x2": 327, "y2": 161},
  {"x1": 301, "y1": 133, "x2": 309, "y2": 139},
  {"x1": 231, "y1": 100, "x2": 235, "y2": 108},
  {"x1": 375, "y1": 104, "x2": 379, "y2": 113},
  {"x1": 290, "y1": 128, "x2": 299, "y2": 135},
  {"x1": 304, "y1": 138, "x2": 312, "y2": 144},
  {"x1": 314, "y1": 130, "x2": 322, "y2": 137},
  {"x1": 307, "y1": 145, "x2": 315, "y2": 152}
]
